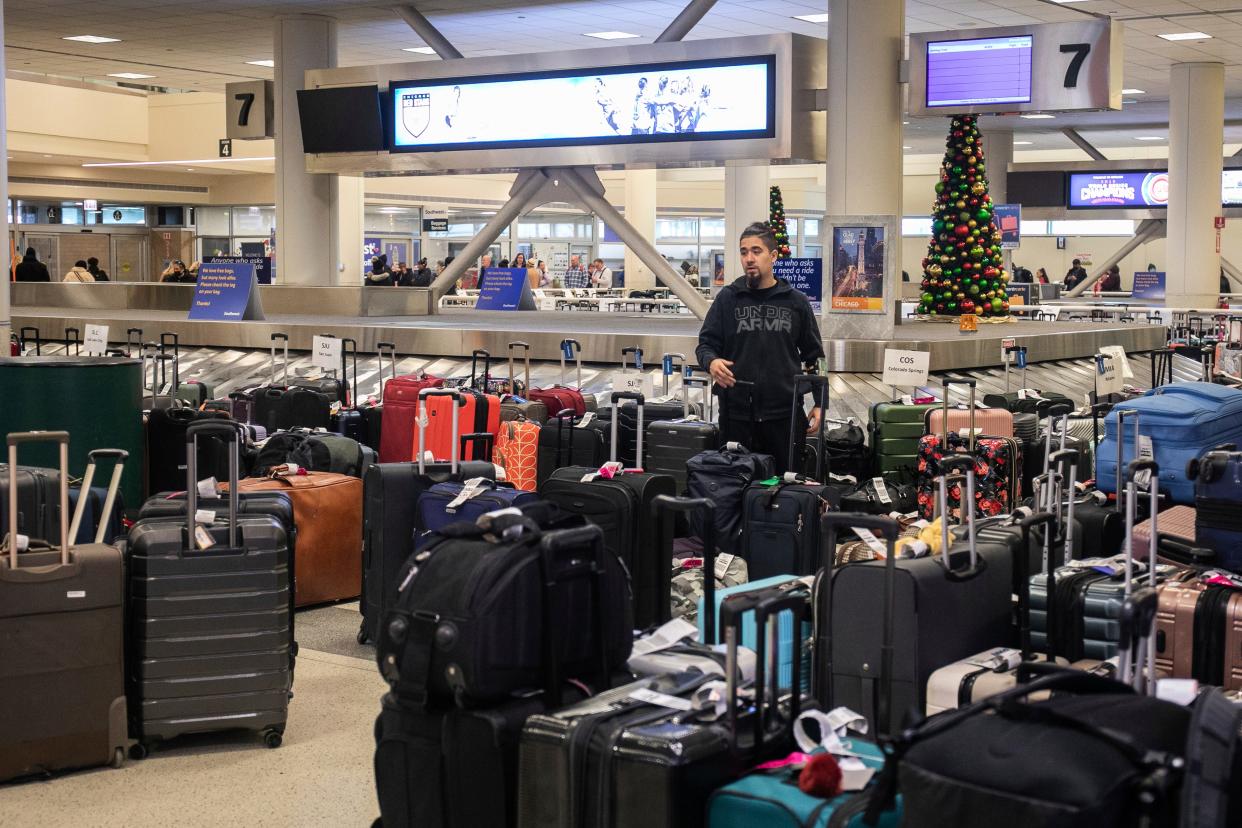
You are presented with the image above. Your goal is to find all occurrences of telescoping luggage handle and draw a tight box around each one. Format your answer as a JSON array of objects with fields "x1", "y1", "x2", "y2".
[
  {"x1": 1114, "y1": 409, "x2": 1141, "y2": 514},
  {"x1": 621, "y1": 346, "x2": 644, "y2": 372},
  {"x1": 142, "y1": 348, "x2": 178, "y2": 399},
  {"x1": 1017, "y1": 512, "x2": 1058, "y2": 662},
  {"x1": 935, "y1": 454, "x2": 984, "y2": 580},
  {"x1": 6, "y1": 431, "x2": 72, "y2": 568},
  {"x1": 1040, "y1": 400, "x2": 1075, "y2": 478},
  {"x1": 683, "y1": 376, "x2": 712, "y2": 420},
  {"x1": 940, "y1": 378, "x2": 977, "y2": 453},
  {"x1": 20, "y1": 327, "x2": 41, "y2": 356},
  {"x1": 653, "y1": 496, "x2": 718, "y2": 641},
  {"x1": 126, "y1": 328, "x2": 143, "y2": 358},
  {"x1": 64, "y1": 327, "x2": 82, "y2": 357},
  {"x1": 341, "y1": 337, "x2": 359, "y2": 407},
  {"x1": 538, "y1": 523, "x2": 613, "y2": 709},
  {"x1": 470, "y1": 349, "x2": 491, "y2": 392},
  {"x1": 417, "y1": 388, "x2": 467, "y2": 474},
  {"x1": 376, "y1": 341, "x2": 398, "y2": 398},
  {"x1": 508, "y1": 341, "x2": 532, "y2": 396},
  {"x1": 610, "y1": 391, "x2": 646, "y2": 468},
  {"x1": 661, "y1": 352, "x2": 688, "y2": 396},
  {"x1": 789, "y1": 375, "x2": 830, "y2": 480},
  {"x1": 1004, "y1": 345, "x2": 1027, "y2": 393},
  {"x1": 559, "y1": 338, "x2": 583, "y2": 389},
  {"x1": 1120, "y1": 458, "x2": 1160, "y2": 691},
  {"x1": 818, "y1": 513, "x2": 901, "y2": 737},
  {"x1": 66, "y1": 448, "x2": 129, "y2": 546},
  {"x1": 1039, "y1": 448, "x2": 1080, "y2": 573},
  {"x1": 184, "y1": 421, "x2": 241, "y2": 551},
  {"x1": 270, "y1": 333, "x2": 289, "y2": 387}
]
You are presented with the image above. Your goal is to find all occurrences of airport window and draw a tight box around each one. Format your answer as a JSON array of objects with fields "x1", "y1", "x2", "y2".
[
  {"x1": 1048, "y1": 219, "x2": 1136, "y2": 237},
  {"x1": 803, "y1": 218, "x2": 820, "y2": 239},
  {"x1": 788, "y1": 218, "x2": 799, "y2": 238},
  {"x1": 200, "y1": 237, "x2": 232, "y2": 258},
  {"x1": 366, "y1": 206, "x2": 422, "y2": 235},
  {"x1": 657, "y1": 217, "x2": 699, "y2": 240},
  {"x1": 197, "y1": 207, "x2": 232, "y2": 237},
  {"x1": 90, "y1": 205, "x2": 147, "y2": 225},
  {"x1": 902, "y1": 217, "x2": 934, "y2": 237},
  {"x1": 233, "y1": 206, "x2": 275, "y2": 235},
  {"x1": 700, "y1": 218, "x2": 726, "y2": 239}
]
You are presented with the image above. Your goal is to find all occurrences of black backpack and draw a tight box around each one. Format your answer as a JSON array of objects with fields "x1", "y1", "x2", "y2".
[
  {"x1": 686, "y1": 443, "x2": 776, "y2": 553},
  {"x1": 253, "y1": 430, "x2": 363, "y2": 477}
]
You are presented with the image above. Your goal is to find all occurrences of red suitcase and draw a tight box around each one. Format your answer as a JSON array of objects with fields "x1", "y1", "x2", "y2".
[{"x1": 378, "y1": 370, "x2": 443, "y2": 463}]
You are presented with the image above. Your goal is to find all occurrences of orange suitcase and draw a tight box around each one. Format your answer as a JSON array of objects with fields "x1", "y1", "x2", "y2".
[{"x1": 496, "y1": 419, "x2": 540, "y2": 492}]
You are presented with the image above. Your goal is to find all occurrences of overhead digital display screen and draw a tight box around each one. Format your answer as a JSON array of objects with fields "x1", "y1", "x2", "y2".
[
  {"x1": 390, "y1": 55, "x2": 775, "y2": 152},
  {"x1": 925, "y1": 35, "x2": 1033, "y2": 108},
  {"x1": 1223, "y1": 170, "x2": 1242, "y2": 206},
  {"x1": 1069, "y1": 171, "x2": 1169, "y2": 208}
]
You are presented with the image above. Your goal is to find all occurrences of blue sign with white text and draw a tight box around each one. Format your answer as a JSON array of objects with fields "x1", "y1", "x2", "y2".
[
  {"x1": 475, "y1": 267, "x2": 534, "y2": 311},
  {"x1": 204, "y1": 255, "x2": 272, "y2": 284},
  {"x1": 1132, "y1": 271, "x2": 1166, "y2": 300},
  {"x1": 190, "y1": 262, "x2": 257, "y2": 320},
  {"x1": 774, "y1": 257, "x2": 823, "y2": 311}
]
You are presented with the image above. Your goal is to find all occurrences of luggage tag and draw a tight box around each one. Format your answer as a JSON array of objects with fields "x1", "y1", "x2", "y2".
[
  {"x1": 854, "y1": 528, "x2": 889, "y2": 559},
  {"x1": 574, "y1": 412, "x2": 596, "y2": 428},
  {"x1": 445, "y1": 477, "x2": 489, "y2": 512},
  {"x1": 631, "y1": 618, "x2": 700, "y2": 657},
  {"x1": 871, "y1": 477, "x2": 892, "y2": 505},
  {"x1": 1202, "y1": 571, "x2": 1242, "y2": 589},
  {"x1": 792, "y1": 709, "x2": 875, "y2": 791},
  {"x1": 193, "y1": 524, "x2": 216, "y2": 550},
  {"x1": 196, "y1": 477, "x2": 218, "y2": 500},
  {"x1": 901, "y1": 394, "x2": 914, "y2": 406}
]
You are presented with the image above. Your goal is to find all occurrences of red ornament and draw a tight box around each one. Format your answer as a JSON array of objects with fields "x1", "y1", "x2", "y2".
[{"x1": 954, "y1": 225, "x2": 970, "y2": 237}]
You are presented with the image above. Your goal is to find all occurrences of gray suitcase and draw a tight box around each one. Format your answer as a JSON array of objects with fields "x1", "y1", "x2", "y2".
[
  {"x1": 126, "y1": 420, "x2": 293, "y2": 757},
  {"x1": 646, "y1": 376, "x2": 719, "y2": 494},
  {"x1": 501, "y1": 341, "x2": 549, "y2": 424},
  {"x1": 0, "y1": 433, "x2": 128, "y2": 781}
]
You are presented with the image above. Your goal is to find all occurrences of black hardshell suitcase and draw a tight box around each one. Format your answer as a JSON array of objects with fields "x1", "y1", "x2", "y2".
[
  {"x1": 540, "y1": 392, "x2": 676, "y2": 630},
  {"x1": 822, "y1": 457, "x2": 1018, "y2": 734},
  {"x1": 536, "y1": 411, "x2": 607, "y2": 490},
  {"x1": 126, "y1": 421, "x2": 293, "y2": 755},
  {"x1": 646, "y1": 376, "x2": 720, "y2": 494},
  {"x1": 0, "y1": 462, "x2": 59, "y2": 543}
]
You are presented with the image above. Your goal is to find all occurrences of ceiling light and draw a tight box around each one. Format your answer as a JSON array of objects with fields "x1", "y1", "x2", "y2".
[
  {"x1": 402, "y1": 46, "x2": 436, "y2": 54},
  {"x1": 108, "y1": 72, "x2": 154, "y2": 79},
  {"x1": 81, "y1": 157, "x2": 275, "y2": 168},
  {"x1": 1158, "y1": 31, "x2": 1211, "y2": 41},
  {"x1": 793, "y1": 13, "x2": 828, "y2": 23},
  {"x1": 1014, "y1": 141, "x2": 1034, "y2": 145},
  {"x1": 42, "y1": 154, "x2": 52, "y2": 158},
  {"x1": 1135, "y1": 136, "x2": 1164, "y2": 141},
  {"x1": 247, "y1": 59, "x2": 275, "y2": 67},
  {"x1": 1020, "y1": 113, "x2": 1056, "y2": 119},
  {"x1": 902, "y1": 121, "x2": 910, "y2": 125},
  {"x1": 63, "y1": 35, "x2": 120, "y2": 44},
  {"x1": 903, "y1": 145, "x2": 912, "y2": 150},
  {"x1": 1122, "y1": 88, "x2": 1145, "y2": 95},
  {"x1": 584, "y1": 31, "x2": 640, "y2": 40}
]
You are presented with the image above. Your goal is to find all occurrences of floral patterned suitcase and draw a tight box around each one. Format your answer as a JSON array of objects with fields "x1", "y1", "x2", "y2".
[{"x1": 495, "y1": 418, "x2": 540, "y2": 492}]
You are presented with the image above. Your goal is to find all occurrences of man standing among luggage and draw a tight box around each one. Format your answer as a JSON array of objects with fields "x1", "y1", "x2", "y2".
[{"x1": 697, "y1": 222, "x2": 825, "y2": 470}]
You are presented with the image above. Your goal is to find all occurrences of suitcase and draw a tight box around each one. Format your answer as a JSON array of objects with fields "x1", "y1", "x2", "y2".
[
  {"x1": 68, "y1": 449, "x2": 128, "y2": 544},
  {"x1": 535, "y1": 411, "x2": 607, "y2": 490},
  {"x1": 809, "y1": 418, "x2": 870, "y2": 482},
  {"x1": 1189, "y1": 446, "x2": 1242, "y2": 569},
  {"x1": 0, "y1": 461, "x2": 60, "y2": 543},
  {"x1": 646, "y1": 375, "x2": 720, "y2": 494},
  {"x1": 869, "y1": 400, "x2": 938, "y2": 484},
  {"x1": 145, "y1": 407, "x2": 236, "y2": 496},
  {"x1": 233, "y1": 468, "x2": 363, "y2": 607},
  {"x1": 707, "y1": 520, "x2": 907, "y2": 828},
  {"x1": 416, "y1": 479, "x2": 538, "y2": 535},
  {"x1": 141, "y1": 348, "x2": 182, "y2": 411},
  {"x1": 981, "y1": 346, "x2": 1072, "y2": 414},
  {"x1": 495, "y1": 417, "x2": 540, "y2": 493},
  {"x1": 500, "y1": 342, "x2": 548, "y2": 424},
  {"x1": 1133, "y1": 504, "x2": 1196, "y2": 552},
  {"x1": 125, "y1": 421, "x2": 292, "y2": 756},
  {"x1": 288, "y1": 334, "x2": 349, "y2": 404},
  {"x1": 1153, "y1": 542, "x2": 1242, "y2": 690},
  {"x1": 252, "y1": 429, "x2": 366, "y2": 478},
  {"x1": 379, "y1": 368, "x2": 444, "y2": 463},
  {"x1": 0, "y1": 433, "x2": 128, "y2": 782},
  {"x1": 686, "y1": 441, "x2": 776, "y2": 555},
  {"x1": 417, "y1": 387, "x2": 498, "y2": 464},
  {"x1": 825, "y1": 458, "x2": 1019, "y2": 735},
  {"x1": 518, "y1": 589, "x2": 810, "y2": 828},
  {"x1": 1097, "y1": 382, "x2": 1242, "y2": 504},
  {"x1": 525, "y1": 338, "x2": 589, "y2": 418},
  {"x1": 541, "y1": 392, "x2": 677, "y2": 630}
]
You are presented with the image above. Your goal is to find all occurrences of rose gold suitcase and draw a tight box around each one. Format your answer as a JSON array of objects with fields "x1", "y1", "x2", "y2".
[
  {"x1": 926, "y1": 405, "x2": 1014, "y2": 439},
  {"x1": 1132, "y1": 505, "x2": 1196, "y2": 557}
]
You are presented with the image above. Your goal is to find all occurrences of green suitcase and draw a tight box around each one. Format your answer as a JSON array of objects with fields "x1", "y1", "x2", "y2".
[{"x1": 868, "y1": 401, "x2": 937, "y2": 484}]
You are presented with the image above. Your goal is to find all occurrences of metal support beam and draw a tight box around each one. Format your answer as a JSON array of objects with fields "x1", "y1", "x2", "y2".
[
  {"x1": 555, "y1": 166, "x2": 710, "y2": 319},
  {"x1": 1060, "y1": 127, "x2": 1107, "y2": 162},
  {"x1": 1066, "y1": 218, "x2": 1164, "y2": 297},
  {"x1": 392, "y1": 5, "x2": 462, "y2": 60},
  {"x1": 1221, "y1": 256, "x2": 1242, "y2": 291},
  {"x1": 655, "y1": 0, "x2": 717, "y2": 43},
  {"x1": 427, "y1": 170, "x2": 549, "y2": 304}
]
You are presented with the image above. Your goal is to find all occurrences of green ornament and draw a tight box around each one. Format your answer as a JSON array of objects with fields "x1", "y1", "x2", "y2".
[
  {"x1": 968, "y1": 283, "x2": 980, "y2": 296},
  {"x1": 990, "y1": 297, "x2": 1003, "y2": 312},
  {"x1": 921, "y1": 292, "x2": 934, "y2": 304},
  {"x1": 952, "y1": 165, "x2": 963, "y2": 175},
  {"x1": 976, "y1": 208, "x2": 991, "y2": 222}
]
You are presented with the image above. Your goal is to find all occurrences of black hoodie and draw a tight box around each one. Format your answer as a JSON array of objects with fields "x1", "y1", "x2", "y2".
[{"x1": 696, "y1": 276, "x2": 825, "y2": 420}]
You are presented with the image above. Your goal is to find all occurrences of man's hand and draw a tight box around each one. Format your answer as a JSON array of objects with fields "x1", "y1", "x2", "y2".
[
  {"x1": 709, "y1": 358, "x2": 735, "y2": 388},
  {"x1": 806, "y1": 407, "x2": 822, "y2": 435}
]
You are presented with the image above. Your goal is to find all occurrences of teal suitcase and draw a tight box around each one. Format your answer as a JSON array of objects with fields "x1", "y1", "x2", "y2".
[{"x1": 699, "y1": 574, "x2": 812, "y2": 690}]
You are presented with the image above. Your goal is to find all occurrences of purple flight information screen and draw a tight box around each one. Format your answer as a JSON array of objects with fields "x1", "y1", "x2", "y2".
[{"x1": 926, "y1": 35, "x2": 1033, "y2": 108}]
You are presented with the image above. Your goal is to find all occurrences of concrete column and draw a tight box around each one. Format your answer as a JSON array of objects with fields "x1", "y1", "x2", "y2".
[
  {"x1": 623, "y1": 167, "x2": 658, "y2": 291},
  {"x1": 724, "y1": 161, "x2": 770, "y2": 282},
  {"x1": 1167, "y1": 62, "x2": 1225, "y2": 307},
  {"x1": 988, "y1": 130, "x2": 1015, "y2": 278},
  {"x1": 825, "y1": 0, "x2": 904, "y2": 341},
  {"x1": 334, "y1": 175, "x2": 365, "y2": 285},
  {"x1": 275, "y1": 15, "x2": 336, "y2": 285},
  {"x1": 0, "y1": 0, "x2": 9, "y2": 346}
]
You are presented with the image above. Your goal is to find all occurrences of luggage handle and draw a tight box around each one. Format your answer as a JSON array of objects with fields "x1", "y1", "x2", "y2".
[
  {"x1": 538, "y1": 524, "x2": 612, "y2": 709},
  {"x1": 376, "y1": 341, "x2": 398, "y2": 398},
  {"x1": 508, "y1": 341, "x2": 531, "y2": 396},
  {"x1": 1004, "y1": 346, "x2": 1027, "y2": 393},
  {"x1": 609, "y1": 391, "x2": 645, "y2": 468},
  {"x1": 790, "y1": 375, "x2": 829, "y2": 480},
  {"x1": 818, "y1": 514, "x2": 900, "y2": 736},
  {"x1": 1114, "y1": 409, "x2": 1140, "y2": 515},
  {"x1": 460, "y1": 432, "x2": 493, "y2": 463},
  {"x1": 1047, "y1": 448, "x2": 1079, "y2": 568},
  {"x1": 661, "y1": 353, "x2": 686, "y2": 396},
  {"x1": 1154, "y1": 534, "x2": 1217, "y2": 568},
  {"x1": 1018, "y1": 512, "x2": 1058, "y2": 661},
  {"x1": 341, "y1": 338, "x2": 358, "y2": 407},
  {"x1": 142, "y1": 350, "x2": 178, "y2": 398},
  {"x1": 621, "y1": 346, "x2": 644, "y2": 372},
  {"x1": 126, "y1": 327, "x2": 143, "y2": 358},
  {"x1": 470, "y1": 349, "x2": 491, "y2": 392},
  {"x1": 160, "y1": 332, "x2": 179, "y2": 366},
  {"x1": 1119, "y1": 459, "x2": 1160, "y2": 691},
  {"x1": 64, "y1": 327, "x2": 82, "y2": 357},
  {"x1": 6, "y1": 431, "x2": 72, "y2": 568},
  {"x1": 67, "y1": 449, "x2": 128, "y2": 546},
  {"x1": 559, "y1": 339, "x2": 583, "y2": 389},
  {"x1": 940, "y1": 378, "x2": 976, "y2": 452},
  {"x1": 653, "y1": 496, "x2": 716, "y2": 639},
  {"x1": 19, "y1": 326, "x2": 41, "y2": 356},
  {"x1": 185, "y1": 421, "x2": 240, "y2": 550},
  {"x1": 270, "y1": 333, "x2": 289, "y2": 387},
  {"x1": 1118, "y1": 586, "x2": 1159, "y2": 696},
  {"x1": 682, "y1": 377, "x2": 712, "y2": 420},
  {"x1": 417, "y1": 388, "x2": 466, "y2": 474},
  {"x1": 936, "y1": 456, "x2": 982, "y2": 578}
]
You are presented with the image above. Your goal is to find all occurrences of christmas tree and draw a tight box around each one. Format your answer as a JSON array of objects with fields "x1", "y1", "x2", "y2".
[
  {"x1": 916, "y1": 115, "x2": 1009, "y2": 318},
  {"x1": 768, "y1": 185, "x2": 792, "y2": 259}
]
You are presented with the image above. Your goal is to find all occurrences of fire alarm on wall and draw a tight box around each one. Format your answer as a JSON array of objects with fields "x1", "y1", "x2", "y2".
[{"x1": 1216, "y1": 216, "x2": 1227, "y2": 229}]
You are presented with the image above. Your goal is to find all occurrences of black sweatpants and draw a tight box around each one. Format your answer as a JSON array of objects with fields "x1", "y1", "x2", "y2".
[{"x1": 720, "y1": 408, "x2": 807, "y2": 474}]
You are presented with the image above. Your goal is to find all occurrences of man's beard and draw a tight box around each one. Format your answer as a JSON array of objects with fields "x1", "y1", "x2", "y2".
[{"x1": 745, "y1": 271, "x2": 762, "y2": 289}]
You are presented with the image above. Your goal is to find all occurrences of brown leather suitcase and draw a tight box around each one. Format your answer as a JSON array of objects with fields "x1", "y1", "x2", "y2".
[
  {"x1": 0, "y1": 433, "x2": 128, "y2": 781},
  {"x1": 234, "y1": 469, "x2": 363, "y2": 606}
]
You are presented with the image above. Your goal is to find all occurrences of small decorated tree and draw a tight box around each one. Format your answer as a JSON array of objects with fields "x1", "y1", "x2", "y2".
[
  {"x1": 768, "y1": 185, "x2": 792, "y2": 259},
  {"x1": 916, "y1": 114, "x2": 1009, "y2": 318}
]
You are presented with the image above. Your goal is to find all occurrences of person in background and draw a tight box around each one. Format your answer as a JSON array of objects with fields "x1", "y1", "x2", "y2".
[
  {"x1": 590, "y1": 258, "x2": 613, "y2": 289},
  {"x1": 366, "y1": 255, "x2": 394, "y2": 287},
  {"x1": 1064, "y1": 258, "x2": 1087, "y2": 290},
  {"x1": 63, "y1": 260, "x2": 95, "y2": 283},
  {"x1": 536, "y1": 260, "x2": 550, "y2": 288},
  {"x1": 697, "y1": 222, "x2": 825, "y2": 472},
  {"x1": 498, "y1": 258, "x2": 510, "y2": 268},
  {"x1": 87, "y1": 256, "x2": 109, "y2": 281},
  {"x1": 412, "y1": 258, "x2": 432, "y2": 288},
  {"x1": 1036, "y1": 268, "x2": 1049, "y2": 285},
  {"x1": 160, "y1": 259, "x2": 194, "y2": 283},
  {"x1": 563, "y1": 254, "x2": 589, "y2": 289},
  {"x1": 15, "y1": 247, "x2": 50, "y2": 282},
  {"x1": 1100, "y1": 264, "x2": 1122, "y2": 292},
  {"x1": 1010, "y1": 265, "x2": 1032, "y2": 283},
  {"x1": 441, "y1": 256, "x2": 458, "y2": 295}
]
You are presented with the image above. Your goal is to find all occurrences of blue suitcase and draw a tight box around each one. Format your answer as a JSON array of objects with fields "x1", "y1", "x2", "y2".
[
  {"x1": 1190, "y1": 447, "x2": 1242, "y2": 570},
  {"x1": 1097, "y1": 382, "x2": 1242, "y2": 504},
  {"x1": 415, "y1": 480, "x2": 537, "y2": 535},
  {"x1": 699, "y1": 574, "x2": 812, "y2": 690}
]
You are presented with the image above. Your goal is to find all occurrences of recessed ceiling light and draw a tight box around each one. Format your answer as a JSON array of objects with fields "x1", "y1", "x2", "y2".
[
  {"x1": 1014, "y1": 141, "x2": 1034, "y2": 145},
  {"x1": 903, "y1": 145, "x2": 912, "y2": 150},
  {"x1": 63, "y1": 35, "x2": 120, "y2": 44},
  {"x1": 793, "y1": 13, "x2": 828, "y2": 23},
  {"x1": 402, "y1": 46, "x2": 436, "y2": 54},
  {"x1": 246, "y1": 59, "x2": 275, "y2": 67},
  {"x1": 81, "y1": 157, "x2": 275, "y2": 168},
  {"x1": 1158, "y1": 31, "x2": 1211, "y2": 41},
  {"x1": 1122, "y1": 88, "x2": 1145, "y2": 95},
  {"x1": 1135, "y1": 136, "x2": 1164, "y2": 141},
  {"x1": 42, "y1": 154, "x2": 52, "y2": 158},
  {"x1": 108, "y1": 72, "x2": 154, "y2": 79},
  {"x1": 902, "y1": 121, "x2": 910, "y2": 125},
  {"x1": 1020, "y1": 113, "x2": 1056, "y2": 119},
  {"x1": 584, "y1": 31, "x2": 640, "y2": 40}
]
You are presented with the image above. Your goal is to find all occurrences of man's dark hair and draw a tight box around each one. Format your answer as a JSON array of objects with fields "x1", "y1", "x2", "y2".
[
  {"x1": 1072, "y1": 259, "x2": 1081, "y2": 266},
  {"x1": 74, "y1": 260, "x2": 88, "y2": 268},
  {"x1": 740, "y1": 222, "x2": 777, "y2": 251}
]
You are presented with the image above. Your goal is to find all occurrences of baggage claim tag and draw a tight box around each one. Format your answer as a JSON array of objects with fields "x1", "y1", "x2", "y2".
[
  {"x1": 197, "y1": 477, "x2": 218, "y2": 500},
  {"x1": 1136, "y1": 435, "x2": 1155, "y2": 489},
  {"x1": 854, "y1": 528, "x2": 888, "y2": 559},
  {"x1": 870, "y1": 477, "x2": 892, "y2": 505},
  {"x1": 194, "y1": 524, "x2": 216, "y2": 550},
  {"x1": 630, "y1": 687, "x2": 694, "y2": 712}
]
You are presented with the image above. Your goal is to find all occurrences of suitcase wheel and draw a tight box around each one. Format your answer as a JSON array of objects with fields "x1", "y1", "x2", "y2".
[
  {"x1": 264, "y1": 729, "x2": 283, "y2": 749},
  {"x1": 111, "y1": 747, "x2": 125, "y2": 769},
  {"x1": 130, "y1": 743, "x2": 150, "y2": 761},
  {"x1": 357, "y1": 626, "x2": 370, "y2": 645}
]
